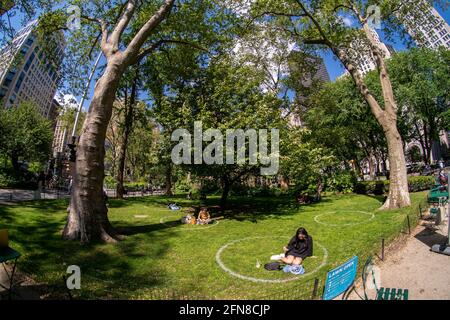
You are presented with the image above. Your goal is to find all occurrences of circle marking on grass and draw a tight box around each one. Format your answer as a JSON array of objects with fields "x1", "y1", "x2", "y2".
[
  {"x1": 313, "y1": 210, "x2": 375, "y2": 227},
  {"x1": 215, "y1": 236, "x2": 328, "y2": 283},
  {"x1": 159, "y1": 214, "x2": 220, "y2": 230}
]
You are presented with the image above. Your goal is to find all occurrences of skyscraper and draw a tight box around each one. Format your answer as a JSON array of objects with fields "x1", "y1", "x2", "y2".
[
  {"x1": 341, "y1": 28, "x2": 395, "y2": 76},
  {"x1": 399, "y1": 0, "x2": 450, "y2": 49},
  {"x1": 287, "y1": 51, "x2": 331, "y2": 127},
  {"x1": 0, "y1": 20, "x2": 65, "y2": 119}
]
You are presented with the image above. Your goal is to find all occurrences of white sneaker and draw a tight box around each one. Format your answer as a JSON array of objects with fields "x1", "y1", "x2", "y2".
[{"x1": 270, "y1": 253, "x2": 285, "y2": 261}]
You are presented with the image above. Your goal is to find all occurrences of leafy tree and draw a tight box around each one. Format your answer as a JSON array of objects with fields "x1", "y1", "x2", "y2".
[
  {"x1": 0, "y1": 101, "x2": 53, "y2": 171},
  {"x1": 156, "y1": 57, "x2": 284, "y2": 212},
  {"x1": 247, "y1": 0, "x2": 448, "y2": 209},
  {"x1": 305, "y1": 76, "x2": 389, "y2": 180},
  {"x1": 388, "y1": 47, "x2": 450, "y2": 164},
  {"x1": 34, "y1": 0, "x2": 240, "y2": 243}
]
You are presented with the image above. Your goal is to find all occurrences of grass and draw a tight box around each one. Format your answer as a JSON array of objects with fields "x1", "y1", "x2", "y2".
[{"x1": 0, "y1": 192, "x2": 427, "y2": 299}]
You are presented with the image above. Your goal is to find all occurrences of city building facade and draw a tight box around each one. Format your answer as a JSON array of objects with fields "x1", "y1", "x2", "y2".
[
  {"x1": 400, "y1": 0, "x2": 450, "y2": 49},
  {"x1": 0, "y1": 20, "x2": 65, "y2": 119}
]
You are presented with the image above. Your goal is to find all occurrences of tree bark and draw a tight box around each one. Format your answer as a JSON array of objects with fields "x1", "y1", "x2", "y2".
[
  {"x1": 63, "y1": 60, "x2": 125, "y2": 243},
  {"x1": 220, "y1": 176, "x2": 231, "y2": 213},
  {"x1": 334, "y1": 24, "x2": 411, "y2": 209}
]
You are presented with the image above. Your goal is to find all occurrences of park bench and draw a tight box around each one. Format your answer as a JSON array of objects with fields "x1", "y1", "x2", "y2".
[
  {"x1": 427, "y1": 185, "x2": 448, "y2": 205},
  {"x1": 361, "y1": 256, "x2": 409, "y2": 300}
]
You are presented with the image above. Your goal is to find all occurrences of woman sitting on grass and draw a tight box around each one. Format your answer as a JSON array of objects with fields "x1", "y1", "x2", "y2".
[
  {"x1": 196, "y1": 208, "x2": 211, "y2": 225},
  {"x1": 281, "y1": 227, "x2": 313, "y2": 266}
]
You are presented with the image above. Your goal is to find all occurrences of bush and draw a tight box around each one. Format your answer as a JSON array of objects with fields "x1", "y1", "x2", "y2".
[
  {"x1": 355, "y1": 176, "x2": 435, "y2": 195},
  {"x1": 408, "y1": 176, "x2": 436, "y2": 192},
  {"x1": 124, "y1": 182, "x2": 147, "y2": 191},
  {"x1": 104, "y1": 176, "x2": 117, "y2": 189},
  {"x1": 325, "y1": 171, "x2": 358, "y2": 194},
  {"x1": 0, "y1": 167, "x2": 37, "y2": 189}
]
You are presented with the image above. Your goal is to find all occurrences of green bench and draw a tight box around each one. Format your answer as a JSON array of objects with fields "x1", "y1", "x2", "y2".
[
  {"x1": 427, "y1": 186, "x2": 448, "y2": 205},
  {"x1": 376, "y1": 287, "x2": 409, "y2": 300},
  {"x1": 362, "y1": 257, "x2": 409, "y2": 300}
]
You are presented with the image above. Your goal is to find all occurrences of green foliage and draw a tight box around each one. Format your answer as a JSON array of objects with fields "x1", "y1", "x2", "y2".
[
  {"x1": 1, "y1": 192, "x2": 428, "y2": 299},
  {"x1": 0, "y1": 167, "x2": 37, "y2": 189},
  {"x1": 280, "y1": 128, "x2": 337, "y2": 195},
  {"x1": 355, "y1": 176, "x2": 436, "y2": 195},
  {"x1": 407, "y1": 176, "x2": 437, "y2": 192},
  {"x1": 0, "y1": 101, "x2": 53, "y2": 171},
  {"x1": 325, "y1": 171, "x2": 358, "y2": 194}
]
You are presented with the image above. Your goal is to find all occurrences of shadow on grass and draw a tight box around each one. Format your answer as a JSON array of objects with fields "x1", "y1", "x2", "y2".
[{"x1": 0, "y1": 201, "x2": 177, "y2": 299}]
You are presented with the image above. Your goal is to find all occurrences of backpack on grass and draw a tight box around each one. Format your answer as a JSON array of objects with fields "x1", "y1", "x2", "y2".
[{"x1": 264, "y1": 262, "x2": 282, "y2": 271}]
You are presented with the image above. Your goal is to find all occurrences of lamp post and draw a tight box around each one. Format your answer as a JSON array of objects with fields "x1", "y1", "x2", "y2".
[{"x1": 67, "y1": 51, "x2": 103, "y2": 161}]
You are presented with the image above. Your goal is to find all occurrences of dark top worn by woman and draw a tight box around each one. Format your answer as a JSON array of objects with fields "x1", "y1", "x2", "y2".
[{"x1": 286, "y1": 235, "x2": 313, "y2": 259}]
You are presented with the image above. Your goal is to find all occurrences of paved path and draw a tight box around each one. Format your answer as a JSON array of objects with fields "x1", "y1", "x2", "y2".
[
  {"x1": 0, "y1": 188, "x2": 167, "y2": 204},
  {"x1": 0, "y1": 188, "x2": 69, "y2": 202},
  {"x1": 349, "y1": 208, "x2": 450, "y2": 300}
]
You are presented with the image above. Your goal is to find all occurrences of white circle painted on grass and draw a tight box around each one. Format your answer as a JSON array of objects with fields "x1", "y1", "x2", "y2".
[
  {"x1": 314, "y1": 210, "x2": 375, "y2": 227},
  {"x1": 215, "y1": 236, "x2": 328, "y2": 283},
  {"x1": 159, "y1": 215, "x2": 220, "y2": 231}
]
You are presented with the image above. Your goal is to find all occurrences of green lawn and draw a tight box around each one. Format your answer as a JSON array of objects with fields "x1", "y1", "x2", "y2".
[{"x1": 0, "y1": 192, "x2": 427, "y2": 299}]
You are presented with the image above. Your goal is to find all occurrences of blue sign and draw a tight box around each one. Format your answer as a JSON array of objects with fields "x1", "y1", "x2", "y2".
[{"x1": 323, "y1": 256, "x2": 358, "y2": 300}]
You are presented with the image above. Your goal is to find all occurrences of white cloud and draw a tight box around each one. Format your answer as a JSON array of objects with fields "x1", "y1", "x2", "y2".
[
  {"x1": 54, "y1": 92, "x2": 78, "y2": 109},
  {"x1": 342, "y1": 17, "x2": 353, "y2": 27}
]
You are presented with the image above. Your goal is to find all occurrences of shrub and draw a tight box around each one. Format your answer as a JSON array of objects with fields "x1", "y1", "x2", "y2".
[
  {"x1": 355, "y1": 176, "x2": 435, "y2": 195},
  {"x1": 325, "y1": 171, "x2": 358, "y2": 194},
  {"x1": 104, "y1": 176, "x2": 117, "y2": 189},
  {"x1": 0, "y1": 167, "x2": 37, "y2": 189},
  {"x1": 408, "y1": 176, "x2": 436, "y2": 192}
]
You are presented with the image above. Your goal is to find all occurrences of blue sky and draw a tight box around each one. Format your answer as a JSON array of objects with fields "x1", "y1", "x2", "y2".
[
  {"x1": 322, "y1": 6, "x2": 450, "y2": 80},
  {"x1": 2, "y1": 3, "x2": 449, "y2": 108}
]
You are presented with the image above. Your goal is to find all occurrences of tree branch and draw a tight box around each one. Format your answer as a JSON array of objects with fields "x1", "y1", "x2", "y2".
[
  {"x1": 123, "y1": 0, "x2": 176, "y2": 64},
  {"x1": 132, "y1": 39, "x2": 208, "y2": 64},
  {"x1": 109, "y1": 0, "x2": 137, "y2": 52},
  {"x1": 303, "y1": 38, "x2": 327, "y2": 45},
  {"x1": 293, "y1": 0, "x2": 334, "y2": 48},
  {"x1": 81, "y1": 16, "x2": 108, "y2": 53}
]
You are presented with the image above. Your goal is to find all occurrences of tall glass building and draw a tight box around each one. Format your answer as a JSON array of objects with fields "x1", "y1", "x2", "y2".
[
  {"x1": 0, "y1": 20, "x2": 65, "y2": 120},
  {"x1": 399, "y1": 0, "x2": 450, "y2": 49}
]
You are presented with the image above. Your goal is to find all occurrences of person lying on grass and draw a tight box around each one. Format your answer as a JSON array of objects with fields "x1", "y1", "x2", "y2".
[
  {"x1": 281, "y1": 227, "x2": 313, "y2": 266},
  {"x1": 196, "y1": 208, "x2": 211, "y2": 225}
]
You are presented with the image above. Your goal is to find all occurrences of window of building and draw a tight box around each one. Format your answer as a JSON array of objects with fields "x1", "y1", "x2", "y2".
[
  {"x1": 0, "y1": 87, "x2": 6, "y2": 98},
  {"x1": 25, "y1": 37, "x2": 34, "y2": 46},
  {"x1": 14, "y1": 72, "x2": 25, "y2": 93},
  {"x1": 20, "y1": 46, "x2": 29, "y2": 55}
]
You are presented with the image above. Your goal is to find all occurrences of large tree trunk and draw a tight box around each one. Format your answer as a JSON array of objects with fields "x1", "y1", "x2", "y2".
[
  {"x1": 63, "y1": 61, "x2": 125, "y2": 243},
  {"x1": 378, "y1": 116, "x2": 411, "y2": 209},
  {"x1": 220, "y1": 176, "x2": 231, "y2": 213},
  {"x1": 334, "y1": 24, "x2": 411, "y2": 209}
]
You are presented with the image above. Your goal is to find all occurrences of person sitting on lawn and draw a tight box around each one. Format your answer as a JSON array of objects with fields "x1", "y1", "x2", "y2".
[
  {"x1": 281, "y1": 227, "x2": 313, "y2": 266},
  {"x1": 196, "y1": 208, "x2": 211, "y2": 225}
]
